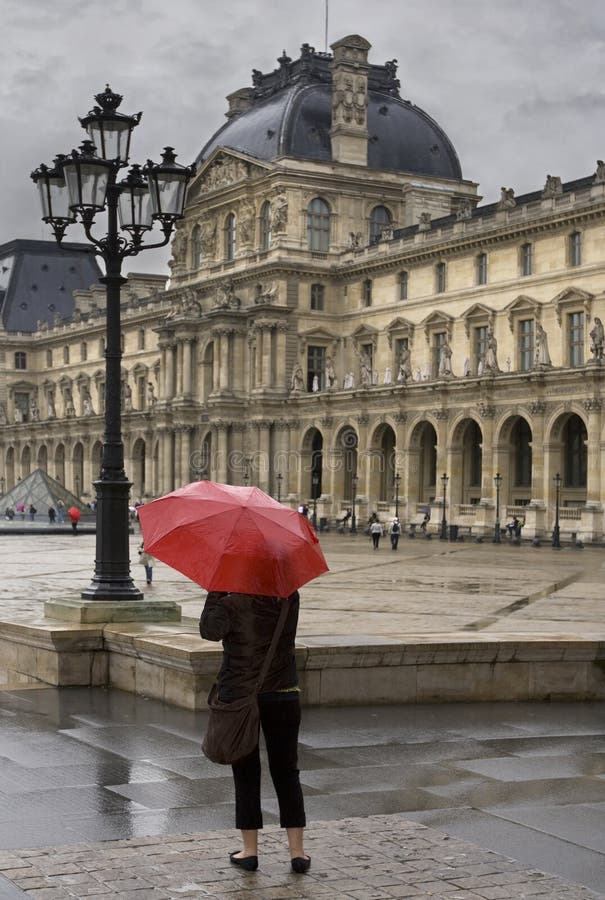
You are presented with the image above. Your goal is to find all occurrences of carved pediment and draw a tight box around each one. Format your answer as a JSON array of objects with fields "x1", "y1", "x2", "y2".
[
  {"x1": 461, "y1": 303, "x2": 495, "y2": 337},
  {"x1": 420, "y1": 310, "x2": 454, "y2": 342},
  {"x1": 188, "y1": 148, "x2": 272, "y2": 200},
  {"x1": 505, "y1": 294, "x2": 542, "y2": 331},
  {"x1": 386, "y1": 316, "x2": 415, "y2": 347},
  {"x1": 551, "y1": 287, "x2": 594, "y2": 325},
  {"x1": 298, "y1": 326, "x2": 339, "y2": 354}
]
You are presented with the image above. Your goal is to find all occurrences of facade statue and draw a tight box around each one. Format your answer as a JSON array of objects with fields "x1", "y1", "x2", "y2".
[
  {"x1": 147, "y1": 382, "x2": 157, "y2": 407},
  {"x1": 333, "y1": 74, "x2": 367, "y2": 126},
  {"x1": 269, "y1": 192, "x2": 288, "y2": 232},
  {"x1": 47, "y1": 392, "x2": 56, "y2": 419},
  {"x1": 397, "y1": 345, "x2": 412, "y2": 382},
  {"x1": 343, "y1": 371, "x2": 355, "y2": 389},
  {"x1": 506, "y1": 357, "x2": 512, "y2": 372},
  {"x1": 349, "y1": 231, "x2": 362, "y2": 249},
  {"x1": 418, "y1": 211, "x2": 431, "y2": 232},
  {"x1": 463, "y1": 357, "x2": 471, "y2": 377},
  {"x1": 542, "y1": 174, "x2": 562, "y2": 197},
  {"x1": 82, "y1": 392, "x2": 95, "y2": 416},
  {"x1": 171, "y1": 227, "x2": 187, "y2": 263},
  {"x1": 255, "y1": 281, "x2": 278, "y2": 304},
  {"x1": 383, "y1": 366, "x2": 392, "y2": 385},
  {"x1": 0, "y1": 403, "x2": 6, "y2": 425},
  {"x1": 64, "y1": 388, "x2": 76, "y2": 418},
  {"x1": 456, "y1": 200, "x2": 472, "y2": 221},
  {"x1": 595, "y1": 161, "x2": 605, "y2": 184},
  {"x1": 199, "y1": 216, "x2": 217, "y2": 257},
  {"x1": 14, "y1": 406, "x2": 23, "y2": 424},
  {"x1": 590, "y1": 317, "x2": 604, "y2": 360},
  {"x1": 29, "y1": 396, "x2": 40, "y2": 422},
  {"x1": 358, "y1": 350, "x2": 372, "y2": 387},
  {"x1": 438, "y1": 340, "x2": 453, "y2": 377},
  {"x1": 534, "y1": 323, "x2": 552, "y2": 366},
  {"x1": 497, "y1": 187, "x2": 516, "y2": 210},
  {"x1": 325, "y1": 356, "x2": 337, "y2": 389},
  {"x1": 312, "y1": 375, "x2": 319, "y2": 392},
  {"x1": 122, "y1": 381, "x2": 133, "y2": 411},
  {"x1": 214, "y1": 278, "x2": 240, "y2": 309},
  {"x1": 290, "y1": 364, "x2": 305, "y2": 392},
  {"x1": 239, "y1": 201, "x2": 255, "y2": 244},
  {"x1": 484, "y1": 328, "x2": 500, "y2": 373}
]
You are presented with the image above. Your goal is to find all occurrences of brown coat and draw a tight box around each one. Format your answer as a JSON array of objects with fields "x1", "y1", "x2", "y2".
[{"x1": 199, "y1": 591, "x2": 299, "y2": 701}]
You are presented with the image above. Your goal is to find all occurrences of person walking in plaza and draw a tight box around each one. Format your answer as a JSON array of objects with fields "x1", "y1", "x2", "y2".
[
  {"x1": 199, "y1": 590, "x2": 310, "y2": 875},
  {"x1": 389, "y1": 517, "x2": 401, "y2": 550},
  {"x1": 68, "y1": 506, "x2": 80, "y2": 534},
  {"x1": 138, "y1": 543, "x2": 154, "y2": 586},
  {"x1": 28, "y1": 504, "x2": 37, "y2": 522},
  {"x1": 48, "y1": 506, "x2": 56, "y2": 524},
  {"x1": 370, "y1": 518, "x2": 383, "y2": 549},
  {"x1": 56, "y1": 499, "x2": 65, "y2": 524}
]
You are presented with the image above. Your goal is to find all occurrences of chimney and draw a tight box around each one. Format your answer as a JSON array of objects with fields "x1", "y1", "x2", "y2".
[{"x1": 329, "y1": 34, "x2": 371, "y2": 166}]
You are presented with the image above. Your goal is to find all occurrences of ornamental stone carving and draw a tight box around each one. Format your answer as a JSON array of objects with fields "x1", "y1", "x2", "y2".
[
  {"x1": 529, "y1": 400, "x2": 546, "y2": 415},
  {"x1": 497, "y1": 187, "x2": 516, "y2": 210}
]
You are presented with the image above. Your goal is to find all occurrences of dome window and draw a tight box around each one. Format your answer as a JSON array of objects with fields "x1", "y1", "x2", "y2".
[
  {"x1": 224, "y1": 212, "x2": 237, "y2": 260},
  {"x1": 306, "y1": 198, "x2": 330, "y2": 253},
  {"x1": 369, "y1": 205, "x2": 392, "y2": 244}
]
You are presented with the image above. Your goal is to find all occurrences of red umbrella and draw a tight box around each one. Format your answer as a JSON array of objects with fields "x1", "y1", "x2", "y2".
[
  {"x1": 138, "y1": 481, "x2": 329, "y2": 597},
  {"x1": 67, "y1": 506, "x2": 81, "y2": 520}
]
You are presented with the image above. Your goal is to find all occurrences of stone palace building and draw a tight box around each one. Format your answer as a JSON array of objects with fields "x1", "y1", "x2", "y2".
[{"x1": 2, "y1": 34, "x2": 605, "y2": 541}]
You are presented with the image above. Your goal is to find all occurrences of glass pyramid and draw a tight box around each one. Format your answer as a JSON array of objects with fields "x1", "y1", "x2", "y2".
[{"x1": 2, "y1": 469, "x2": 94, "y2": 518}]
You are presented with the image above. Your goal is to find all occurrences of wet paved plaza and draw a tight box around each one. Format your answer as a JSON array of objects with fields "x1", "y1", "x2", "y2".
[{"x1": 0, "y1": 531, "x2": 604, "y2": 897}]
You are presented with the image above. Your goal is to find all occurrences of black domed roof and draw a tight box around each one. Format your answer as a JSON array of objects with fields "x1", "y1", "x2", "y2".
[{"x1": 197, "y1": 45, "x2": 462, "y2": 181}]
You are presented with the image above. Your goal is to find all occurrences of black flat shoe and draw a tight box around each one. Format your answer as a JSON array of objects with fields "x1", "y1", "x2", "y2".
[
  {"x1": 229, "y1": 851, "x2": 258, "y2": 872},
  {"x1": 291, "y1": 855, "x2": 311, "y2": 874}
]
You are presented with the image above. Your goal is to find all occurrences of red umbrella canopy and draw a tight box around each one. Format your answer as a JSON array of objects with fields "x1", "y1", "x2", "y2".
[
  {"x1": 138, "y1": 481, "x2": 329, "y2": 597},
  {"x1": 67, "y1": 506, "x2": 81, "y2": 520}
]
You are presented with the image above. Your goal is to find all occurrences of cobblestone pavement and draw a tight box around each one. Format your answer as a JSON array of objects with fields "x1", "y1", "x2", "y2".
[
  {"x1": 1, "y1": 530, "x2": 604, "y2": 640},
  {"x1": 0, "y1": 813, "x2": 601, "y2": 899}
]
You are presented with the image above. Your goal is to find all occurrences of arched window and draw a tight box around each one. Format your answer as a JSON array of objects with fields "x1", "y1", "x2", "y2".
[
  {"x1": 369, "y1": 205, "x2": 392, "y2": 243},
  {"x1": 563, "y1": 415, "x2": 587, "y2": 487},
  {"x1": 191, "y1": 224, "x2": 202, "y2": 268},
  {"x1": 224, "y1": 213, "x2": 237, "y2": 260},
  {"x1": 260, "y1": 201, "x2": 271, "y2": 251},
  {"x1": 306, "y1": 198, "x2": 330, "y2": 252}
]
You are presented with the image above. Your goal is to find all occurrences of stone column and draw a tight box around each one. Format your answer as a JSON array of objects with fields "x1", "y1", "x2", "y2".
[
  {"x1": 176, "y1": 341, "x2": 184, "y2": 397},
  {"x1": 584, "y1": 398, "x2": 602, "y2": 504},
  {"x1": 257, "y1": 420, "x2": 272, "y2": 492},
  {"x1": 181, "y1": 425, "x2": 193, "y2": 484},
  {"x1": 529, "y1": 401, "x2": 546, "y2": 504},
  {"x1": 219, "y1": 331, "x2": 231, "y2": 392},
  {"x1": 211, "y1": 329, "x2": 221, "y2": 393},
  {"x1": 173, "y1": 428, "x2": 182, "y2": 486},
  {"x1": 261, "y1": 325, "x2": 273, "y2": 387},
  {"x1": 276, "y1": 323, "x2": 288, "y2": 390},
  {"x1": 165, "y1": 344, "x2": 176, "y2": 400},
  {"x1": 161, "y1": 429, "x2": 174, "y2": 493},
  {"x1": 255, "y1": 328, "x2": 263, "y2": 387},
  {"x1": 216, "y1": 421, "x2": 229, "y2": 484},
  {"x1": 182, "y1": 339, "x2": 194, "y2": 398}
]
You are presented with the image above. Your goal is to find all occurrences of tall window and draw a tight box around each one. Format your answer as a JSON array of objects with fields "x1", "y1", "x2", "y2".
[
  {"x1": 435, "y1": 261, "x2": 446, "y2": 293},
  {"x1": 475, "y1": 325, "x2": 488, "y2": 372},
  {"x1": 520, "y1": 242, "x2": 532, "y2": 276},
  {"x1": 476, "y1": 252, "x2": 487, "y2": 285},
  {"x1": 568, "y1": 311, "x2": 584, "y2": 367},
  {"x1": 191, "y1": 224, "x2": 202, "y2": 268},
  {"x1": 518, "y1": 318, "x2": 534, "y2": 371},
  {"x1": 80, "y1": 341, "x2": 87, "y2": 362},
  {"x1": 138, "y1": 328, "x2": 145, "y2": 351},
  {"x1": 14, "y1": 351, "x2": 26, "y2": 370},
  {"x1": 63, "y1": 346, "x2": 70, "y2": 364},
  {"x1": 307, "y1": 345, "x2": 325, "y2": 391},
  {"x1": 432, "y1": 331, "x2": 446, "y2": 378},
  {"x1": 224, "y1": 213, "x2": 237, "y2": 260},
  {"x1": 310, "y1": 283, "x2": 325, "y2": 311},
  {"x1": 369, "y1": 205, "x2": 392, "y2": 243},
  {"x1": 398, "y1": 270, "x2": 408, "y2": 301},
  {"x1": 306, "y1": 198, "x2": 330, "y2": 252},
  {"x1": 137, "y1": 375, "x2": 146, "y2": 410},
  {"x1": 513, "y1": 418, "x2": 532, "y2": 487},
  {"x1": 99, "y1": 337, "x2": 105, "y2": 357},
  {"x1": 362, "y1": 279, "x2": 372, "y2": 307},
  {"x1": 260, "y1": 201, "x2": 271, "y2": 251},
  {"x1": 46, "y1": 349, "x2": 52, "y2": 368},
  {"x1": 569, "y1": 231, "x2": 582, "y2": 267}
]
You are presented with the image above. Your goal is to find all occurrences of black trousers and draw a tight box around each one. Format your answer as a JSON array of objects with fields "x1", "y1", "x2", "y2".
[{"x1": 231, "y1": 693, "x2": 306, "y2": 830}]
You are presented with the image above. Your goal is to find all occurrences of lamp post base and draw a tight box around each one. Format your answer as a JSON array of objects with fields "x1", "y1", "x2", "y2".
[{"x1": 46, "y1": 598, "x2": 181, "y2": 624}]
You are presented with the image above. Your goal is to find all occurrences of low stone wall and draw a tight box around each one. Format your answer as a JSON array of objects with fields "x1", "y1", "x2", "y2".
[{"x1": 1, "y1": 617, "x2": 604, "y2": 709}]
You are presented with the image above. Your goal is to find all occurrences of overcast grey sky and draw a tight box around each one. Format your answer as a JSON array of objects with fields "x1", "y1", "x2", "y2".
[{"x1": 3, "y1": 0, "x2": 604, "y2": 274}]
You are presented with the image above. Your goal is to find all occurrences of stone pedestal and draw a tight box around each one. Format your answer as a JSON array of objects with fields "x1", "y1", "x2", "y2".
[
  {"x1": 522, "y1": 501, "x2": 546, "y2": 540},
  {"x1": 579, "y1": 504, "x2": 603, "y2": 543},
  {"x1": 44, "y1": 598, "x2": 182, "y2": 625}
]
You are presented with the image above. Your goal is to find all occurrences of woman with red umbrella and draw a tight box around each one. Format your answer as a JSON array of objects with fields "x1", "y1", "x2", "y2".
[
  {"x1": 67, "y1": 506, "x2": 81, "y2": 534},
  {"x1": 139, "y1": 481, "x2": 328, "y2": 875}
]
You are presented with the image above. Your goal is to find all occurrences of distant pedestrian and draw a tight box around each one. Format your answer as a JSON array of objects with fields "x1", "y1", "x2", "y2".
[
  {"x1": 17, "y1": 502, "x2": 25, "y2": 521},
  {"x1": 68, "y1": 506, "x2": 81, "y2": 534},
  {"x1": 138, "y1": 543, "x2": 154, "y2": 586},
  {"x1": 389, "y1": 517, "x2": 401, "y2": 550},
  {"x1": 370, "y1": 520, "x2": 383, "y2": 550},
  {"x1": 28, "y1": 504, "x2": 37, "y2": 522},
  {"x1": 56, "y1": 499, "x2": 65, "y2": 524},
  {"x1": 420, "y1": 512, "x2": 430, "y2": 533},
  {"x1": 48, "y1": 507, "x2": 56, "y2": 524}
]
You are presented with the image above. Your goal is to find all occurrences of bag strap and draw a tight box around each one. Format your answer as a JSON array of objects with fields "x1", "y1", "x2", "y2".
[{"x1": 255, "y1": 598, "x2": 290, "y2": 692}]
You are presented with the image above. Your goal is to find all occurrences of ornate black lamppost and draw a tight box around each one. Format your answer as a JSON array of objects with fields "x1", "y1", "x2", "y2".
[
  {"x1": 440, "y1": 472, "x2": 449, "y2": 540},
  {"x1": 351, "y1": 474, "x2": 358, "y2": 535},
  {"x1": 32, "y1": 87, "x2": 194, "y2": 601},
  {"x1": 493, "y1": 472, "x2": 502, "y2": 544},
  {"x1": 552, "y1": 472, "x2": 562, "y2": 549},
  {"x1": 394, "y1": 471, "x2": 401, "y2": 519},
  {"x1": 276, "y1": 472, "x2": 282, "y2": 502},
  {"x1": 312, "y1": 473, "x2": 319, "y2": 530}
]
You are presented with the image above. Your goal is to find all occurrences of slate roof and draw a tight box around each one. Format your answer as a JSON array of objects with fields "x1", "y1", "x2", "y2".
[
  {"x1": 0, "y1": 239, "x2": 102, "y2": 334},
  {"x1": 198, "y1": 45, "x2": 462, "y2": 181}
]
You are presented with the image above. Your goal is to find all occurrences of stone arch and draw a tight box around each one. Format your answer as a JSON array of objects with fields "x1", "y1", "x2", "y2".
[
  {"x1": 132, "y1": 437, "x2": 146, "y2": 498},
  {"x1": 21, "y1": 445, "x2": 31, "y2": 478},
  {"x1": 368, "y1": 422, "x2": 396, "y2": 503},
  {"x1": 333, "y1": 424, "x2": 358, "y2": 503},
  {"x1": 497, "y1": 414, "x2": 533, "y2": 506},
  {"x1": 91, "y1": 440, "x2": 102, "y2": 482},
  {"x1": 407, "y1": 420, "x2": 437, "y2": 507},
  {"x1": 450, "y1": 417, "x2": 483, "y2": 504},
  {"x1": 37, "y1": 444, "x2": 48, "y2": 473},
  {"x1": 301, "y1": 426, "x2": 323, "y2": 499},
  {"x1": 54, "y1": 443, "x2": 65, "y2": 484},
  {"x1": 72, "y1": 442, "x2": 84, "y2": 496},
  {"x1": 547, "y1": 411, "x2": 587, "y2": 505}
]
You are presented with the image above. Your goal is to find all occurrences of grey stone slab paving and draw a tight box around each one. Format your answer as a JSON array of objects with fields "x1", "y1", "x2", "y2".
[{"x1": 0, "y1": 815, "x2": 601, "y2": 899}]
